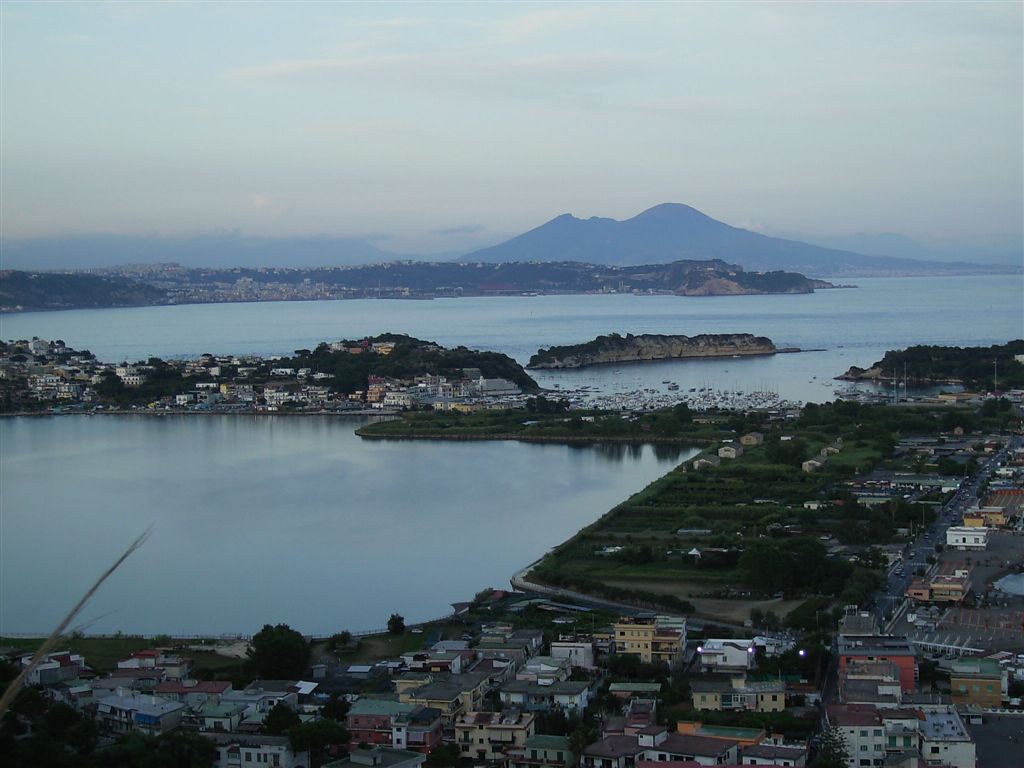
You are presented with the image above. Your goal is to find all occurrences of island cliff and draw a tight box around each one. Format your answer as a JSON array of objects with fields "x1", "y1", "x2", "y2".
[{"x1": 528, "y1": 333, "x2": 777, "y2": 369}]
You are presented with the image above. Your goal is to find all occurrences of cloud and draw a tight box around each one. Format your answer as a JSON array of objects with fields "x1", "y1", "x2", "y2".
[
  {"x1": 224, "y1": 50, "x2": 646, "y2": 108},
  {"x1": 431, "y1": 225, "x2": 485, "y2": 236},
  {"x1": 251, "y1": 194, "x2": 274, "y2": 210}
]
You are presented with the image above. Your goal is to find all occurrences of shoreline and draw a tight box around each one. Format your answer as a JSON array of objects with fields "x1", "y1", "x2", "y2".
[{"x1": 353, "y1": 428, "x2": 712, "y2": 446}]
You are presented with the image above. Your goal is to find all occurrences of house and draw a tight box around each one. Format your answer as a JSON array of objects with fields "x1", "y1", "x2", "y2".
[
  {"x1": 740, "y1": 432, "x2": 764, "y2": 446},
  {"x1": 454, "y1": 710, "x2": 535, "y2": 762},
  {"x1": 94, "y1": 691, "x2": 185, "y2": 735},
  {"x1": 837, "y1": 636, "x2": 918, "y2": 693},
  {"x1": 613, "y1": 616, "x2": 686, "y2": 667},
  {"x1": 154, "y1": 679, "x2": 232, "y2": 707},
  {"x1": 398, "y1": 672, "x2": 490, "y2": 726},
  {"x1": 695, "y1": 639, "x2": 756, "y2": 673},
  {"x1": 498, "y1": 680, "x2": 590, "y2": 712},
  {"x1": 718, "y1": 443, "x2": 744, "y2": 460},
  {"x1": 515, "y1": 656, "x2": 571, "y2": 684},
  {"x1": 740, "y1": 744, "x2": 807, "y2": 766},
  {"x1": 945, "y1": 526, "x2": 989, "y2": 550},
  {"x1": 197, "y1": 701, "x2": 246, "y2": 733},
  {"x1": 222, "y1": 681, "x2": 299, "y2": 714},
  {"x1": 204, "y1": 732, "x2": 310, "y2": 768},
  {"x1": 802, "y1": 457, "x2": 825, "y2": 473},
  {"x1": 580, "y1": 735, "x2": 644, "y2": 768},
  {"x1": 347, "y1": 699, "x2": 443, "y2": 754},
  {"x1": 507, "y1": 734, "x2": 574, "y2": 768},
  {"x1": 948, "y1": 657, "x2": 1008, "y2": 707},
  {"x1": 637, "y1": 728, "x2": 741, "y2": 766},
  {"x1": 825, "y1": 705, "x2": 928, "y2": 768},
  {"x1": 550, "y1": 640, "x2": 596, "y2": 670},
  {"x1": 324, "y1": 746, "x2": 425, "y2": 768},
  {"x1": 918, "y1": 708, "x2": 976, "y2": 768},
  {"x1": 20, "y1": 651, "x2": 85, "y2": 686},
  {"x1": 690, "y1": 678, "x2": 785, "y2": 713},
  {"x1": 692, "y1": 455, "x2": 721, "y2": 471},
  {"x1": 607, "y1": 683, "x2": 662, "y2": 700}
]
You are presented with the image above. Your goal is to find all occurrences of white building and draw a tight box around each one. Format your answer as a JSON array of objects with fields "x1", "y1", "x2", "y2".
[
  {"x1": 945, "y1": 526, "x2": 989, "y2": 550},
  {"x1": 696, "y1": 639, "x2": 756, "y2": 673},
  {"x1": 204, "y1": 732, "x2": 309, "y2": 768},
  {"x1": 919, "y1": 709, "x2": 975, "y2": 768},
  {"x1": 550, "y1": 641, "x2": 596, "y2": 670}
]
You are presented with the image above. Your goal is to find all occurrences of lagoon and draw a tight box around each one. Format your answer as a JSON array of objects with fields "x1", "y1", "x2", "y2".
[{"x1": 0, "y1": 415, "x2": 694, "y2": 636}]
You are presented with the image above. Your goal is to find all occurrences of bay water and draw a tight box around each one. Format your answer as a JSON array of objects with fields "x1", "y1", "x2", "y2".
[{"x1": 0, "y1": 274, "x2": 1020, "y2": 635}]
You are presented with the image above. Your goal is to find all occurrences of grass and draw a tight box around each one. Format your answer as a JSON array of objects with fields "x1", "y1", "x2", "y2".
[
  {"x1": 1, "y1": 635, "x2": 155, "y2": 674},
  {"x1": 342, "y1": 622, "x2": 465, "y2": 664}
]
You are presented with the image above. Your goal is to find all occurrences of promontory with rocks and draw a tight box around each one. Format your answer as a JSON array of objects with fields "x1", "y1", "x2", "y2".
[{"x1": 527, "y1": 332, "x2": 779, "y2": 369}]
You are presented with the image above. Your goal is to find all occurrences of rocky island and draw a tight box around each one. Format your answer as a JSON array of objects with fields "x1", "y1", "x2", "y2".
[{"x1": 528, "y1": 332, "x2": 778, "y2": 369}]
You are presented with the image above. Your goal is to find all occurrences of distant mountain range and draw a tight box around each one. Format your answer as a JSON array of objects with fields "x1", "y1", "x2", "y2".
[
  {"x1": 460, "y1": 204, "x2": 1018, "y2": 277},
  {"x1": 2, "y1": 205, "x2": 1018, "y2": 277}
]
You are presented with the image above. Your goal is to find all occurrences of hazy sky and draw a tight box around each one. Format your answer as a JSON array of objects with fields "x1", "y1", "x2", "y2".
[{"x1": 2, "y1": 2, "x2": 1021, "y2": 252}]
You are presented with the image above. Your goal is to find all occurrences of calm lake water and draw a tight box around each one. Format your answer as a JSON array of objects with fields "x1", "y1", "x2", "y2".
[
  {"x1": 0, "y1": 415, "x2": 694, "y2": 636},
  {"x1": 0, "y1": 274, "x2": 1021, "y2": 635}
]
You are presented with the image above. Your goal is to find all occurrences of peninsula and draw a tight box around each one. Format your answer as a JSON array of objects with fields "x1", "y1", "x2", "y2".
[
  {"x1": 836, "y1": 340, "x2": 1024, "y2": 389},
  {"x1": 1, "y1": 259, "x2": 833, "y2": 312},
  {"x1": 528, "y1": 332, "x2": 777, "y2": 369}
]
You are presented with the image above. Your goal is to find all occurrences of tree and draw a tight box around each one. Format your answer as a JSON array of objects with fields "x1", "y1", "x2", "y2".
[
  {"x1": 387, "y1": 613, "x2": 406, "y2": 635},
  {"x1": 249, "y1": 623, "x2": 311, "y2": 679},
  {"x1": 321, "y1": 695, "x2": 351, "y2": 723},
  {"x1": 814, "y1": 724, "x2": 850, "y2": 768},
  {"x1": 289, "y1": 719, "x2": 349, "y2": 768},
  {"x1": 264, "y1": 702, "x2": 301, "y2": 735},
  {"x1": 327, "y1": 631, "x2": 352, "y2": 654}
]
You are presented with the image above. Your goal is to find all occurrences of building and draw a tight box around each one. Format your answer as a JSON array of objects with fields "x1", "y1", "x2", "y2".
[
  {"x1": 692, "y1": 455, "x2": 721, "y2": 471},
  {"x1": 324, "y1": 746, "x2": 426, "y2": 768},
  {"x1": 21, "y1": 651, "x2": 85, "y2": 686},
  {"x1": 347, "y1": 699, "x2": 443, "y2": 753},
  {"x1": 613, "y1": 616, "x2": 686, "y2": 667},
  {"x1": 945, "y1": 526, "x2": 989, "y2": 550},
  {"x1": 962, "y1": 506, "x2": 1007, "y2": 528},
  {"x1": 905, "y1": 572, "x2": 970, "y2": 604},
  {"x1": 690, "y1": 678, "x2": 786, "y2": 713},
  {"x1": 204, "y1": 732, "x2": 309, "y2": 768},
  {"x1": 695, "y1": 639, "x2": 756, "y2": 673},
  {"x1": 919, "y1": 708, "x2": 976, "y2": 768},
  {"x1": 94, "y1": 692, "x2": 185, "y2": 735},
  {"x1": 948, "y1": 657, "x2": 1007, "y2": 707},
  {"x1": 740, "y1": 432, "x2": 764, "y2": 446},
  {"x1": 740, "y1": 744, "x2": 807, "y2": 766},
  {"x1": 498, "y1": 680, "x2": 590, "y2": 712},
  {"x1": 507, "y1": 734, "x2": 574, "y2": 768},
  {"x1": 718, "y1": 443, "x2": 744, "y2": 460},
  {"x1": 837, "y1": 636, "x2": 918, "y2": 693},
  {"x1": 550, "y1": 640, "x2": 595, "y2": 670},
  {"x1": 454, "y1": 710, "x2": 535, "y2": 762},
  {"x1": 515, "y1": 656, "x2": 571, "y2": 684}
]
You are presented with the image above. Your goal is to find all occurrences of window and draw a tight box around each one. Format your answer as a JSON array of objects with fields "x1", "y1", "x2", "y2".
[
  {"x1": 860, "y1": 730, "x2": 868, "y2": 737},
  {"x1": 930, "y1": 747, "x2": 939, "y2": 754},
  {"x1": 873, "y1": 730, "x2": 881, "y2": 737}
]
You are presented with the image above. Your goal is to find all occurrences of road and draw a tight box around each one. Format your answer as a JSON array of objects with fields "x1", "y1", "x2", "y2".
[{"x1": 870, "y1": 437, "x2": 1020, "y2": 627}]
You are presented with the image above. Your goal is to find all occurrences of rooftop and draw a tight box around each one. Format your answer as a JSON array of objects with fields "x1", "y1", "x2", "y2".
[{"x1": 920, "y1": 710, "x2": 972, "y2": 743}]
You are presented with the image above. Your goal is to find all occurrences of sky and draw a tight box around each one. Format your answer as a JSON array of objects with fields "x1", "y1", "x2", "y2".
[{"x1": 1, "y1": 1, "x2": 1022, "y2": 255}]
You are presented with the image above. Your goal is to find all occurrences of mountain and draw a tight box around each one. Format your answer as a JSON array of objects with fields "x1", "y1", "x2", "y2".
[
  {"x1": 460, "y1": 204, "x2": 1017, "y2": 277},
  {"x1": 0, "y1": 233, "x2": 414, "y2": 271},
  {"x1": 795, "y1": 232, "x2": 1023, "y2": 267},
  {"x1": 0, "y1": 271, "x2": 167, "y2": 312}
]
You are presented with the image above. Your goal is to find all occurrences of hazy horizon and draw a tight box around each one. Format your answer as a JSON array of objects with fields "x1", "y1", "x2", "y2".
[{"x1": 2, "y1": 3, "x2": 1022, "y2": 262}]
